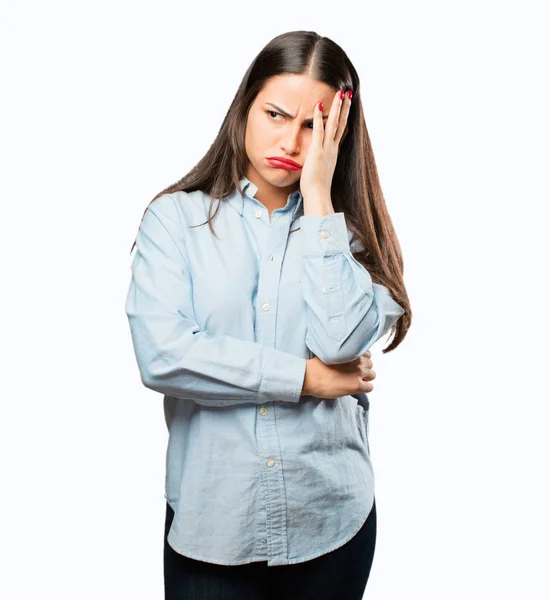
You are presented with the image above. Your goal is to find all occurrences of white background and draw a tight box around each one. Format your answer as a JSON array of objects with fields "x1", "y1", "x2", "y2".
[{"x1": 1, "y1": 1, "x2": 548, "y2": 598}]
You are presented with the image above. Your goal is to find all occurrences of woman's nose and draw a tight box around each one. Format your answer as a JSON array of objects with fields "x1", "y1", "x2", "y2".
[{"x1": 281, "y1": 128, "x2": 301, "y2": 154}]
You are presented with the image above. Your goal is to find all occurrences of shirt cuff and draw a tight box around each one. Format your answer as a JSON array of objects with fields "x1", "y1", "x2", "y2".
[
  {"x1": 259, "y1": 350, "x2": 307, "y2": 404},
  {"x1": 300, "y1": 212, "x2": 351, "y2": 256}
]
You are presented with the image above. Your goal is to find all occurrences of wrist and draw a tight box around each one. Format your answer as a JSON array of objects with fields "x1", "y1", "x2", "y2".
[
  {"x1": 302, "y1": 194, "x2": 334, "y2": 217},
  {"x1": 301, "y1": 359, "x2": 313, "y2": 396}
]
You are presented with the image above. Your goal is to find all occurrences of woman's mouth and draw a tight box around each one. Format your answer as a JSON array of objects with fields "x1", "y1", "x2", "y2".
[{"x1": 266, "y1": 158, "x2": 302, "y2": 171}]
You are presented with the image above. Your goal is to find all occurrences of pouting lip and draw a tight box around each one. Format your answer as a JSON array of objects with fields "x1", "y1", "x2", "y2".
[{"x1": 267, "y1": 157, "x2": 302, "y2": 168}]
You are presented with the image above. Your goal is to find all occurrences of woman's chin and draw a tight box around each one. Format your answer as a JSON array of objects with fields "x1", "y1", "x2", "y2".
[{"x1": 263, "y1": 169, "x2": 300, "y2": 187}]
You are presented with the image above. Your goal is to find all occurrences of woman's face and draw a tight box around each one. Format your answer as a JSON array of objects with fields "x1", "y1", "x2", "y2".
[{"x1": 244, "y1": 73, "x2": 339, "y2": 197}]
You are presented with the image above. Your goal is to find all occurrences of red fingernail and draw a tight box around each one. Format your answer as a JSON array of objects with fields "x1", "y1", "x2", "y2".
[
  {"x1": 339, "y1": 90, "x2": 344, "y2": 100},
  {"x1": 347, "y1": 90, "x2": 353, "y2": 100},
  {"x1": 318, "y1": 102, "x2": 323, "y2": 111}
]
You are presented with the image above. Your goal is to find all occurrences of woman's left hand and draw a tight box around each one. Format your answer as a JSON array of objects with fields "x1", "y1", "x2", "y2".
[{"x1": 299, "y1": 88, "x2": 352, "y2": 203}]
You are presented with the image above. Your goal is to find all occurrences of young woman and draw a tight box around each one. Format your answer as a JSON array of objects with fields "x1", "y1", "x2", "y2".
[{"x1": 126, "y1": 30, "x2": 410, "y2": 600}]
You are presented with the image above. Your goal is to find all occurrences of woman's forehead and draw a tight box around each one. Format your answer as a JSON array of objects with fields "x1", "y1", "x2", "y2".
[{"x1": 258, "y1": 75, "x2": 337, "y2": 108}]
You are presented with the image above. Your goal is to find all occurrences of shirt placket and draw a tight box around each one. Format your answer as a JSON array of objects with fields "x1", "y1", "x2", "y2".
[{"x1": 254, "y1": 208, "x2": 293, "y2": 564}]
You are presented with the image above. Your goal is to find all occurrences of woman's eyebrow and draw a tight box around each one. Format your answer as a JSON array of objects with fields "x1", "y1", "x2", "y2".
[{"x1": 265, "y1": 102, "x2": 328, "y2": 125}]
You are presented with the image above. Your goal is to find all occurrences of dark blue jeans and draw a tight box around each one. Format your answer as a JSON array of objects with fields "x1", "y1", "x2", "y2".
[{"x1": 164, "y1": 498, "x2": 376, "y2": 599}]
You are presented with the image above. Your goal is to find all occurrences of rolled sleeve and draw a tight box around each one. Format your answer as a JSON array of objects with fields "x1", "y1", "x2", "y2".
[{"x1": 300, "y1": 212, "x2": 404, "y2": 364}]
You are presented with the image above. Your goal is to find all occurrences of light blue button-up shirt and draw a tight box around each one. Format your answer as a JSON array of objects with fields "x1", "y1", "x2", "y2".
[{"x1": 125, "y1": 176, "x2": 404, "y2": 566}]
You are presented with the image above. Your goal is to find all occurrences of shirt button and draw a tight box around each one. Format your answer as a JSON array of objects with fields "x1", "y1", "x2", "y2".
[
  {"x1": 259, "y1": 406, "x2": 268, "y2": 415},
  {"x1": 262, "y1": 303, "x2": 270, "y2": 311},
  {"x1": 319, "y1": 231, "x2": 329, "y2": 239},
  {"x1": 322, "y1": 286, "x2": 327, "y2": 293},
  {"x1": 266, "y1": 458, "x2": 275, "y2": 467},
  {"x1": 255, "y1": 210, "x2": 262, "y2": 218},
  {"x1": 260, "y1": 538, "x2": 266, "y2": 543}
]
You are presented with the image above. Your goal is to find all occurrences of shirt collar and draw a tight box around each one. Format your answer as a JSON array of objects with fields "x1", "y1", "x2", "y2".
[{"x1": 226, "y1": 176, "x2": 303, "y2": 220}]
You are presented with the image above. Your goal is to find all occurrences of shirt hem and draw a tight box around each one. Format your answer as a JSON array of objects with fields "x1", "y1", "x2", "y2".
[
  {"x1": 166, "y1": 532, "x2": 269, "y2": 566},
  {"x1": 166, "y1": 494, "x2": 375, "y2": 567},
  {"x1": 275, "y1": 494, "x2": 375, "y2": 566}
]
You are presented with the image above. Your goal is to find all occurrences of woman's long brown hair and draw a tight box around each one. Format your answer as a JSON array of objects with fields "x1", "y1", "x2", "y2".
[{"x1": 129, "y1": 30, "x2": 411, "y2": 352}]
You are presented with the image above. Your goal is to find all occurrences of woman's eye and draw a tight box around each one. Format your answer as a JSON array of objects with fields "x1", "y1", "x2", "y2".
[
  {"x1": 266, "y1": 110, "x2": 313, "y2": 129},
  {"x1": 267, "y1": 110, "x2": 282, "y2": 121}
]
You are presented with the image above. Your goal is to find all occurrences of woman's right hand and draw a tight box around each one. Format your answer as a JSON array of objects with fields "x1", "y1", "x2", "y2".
[{"x1": 301, "y1": 351, "x2": 375, "y2": 399}]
